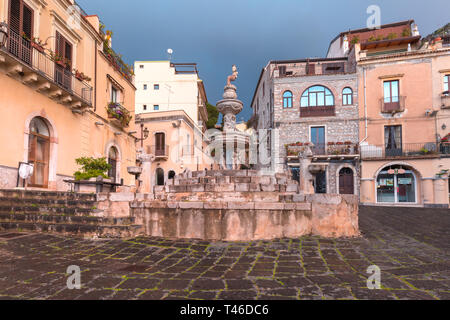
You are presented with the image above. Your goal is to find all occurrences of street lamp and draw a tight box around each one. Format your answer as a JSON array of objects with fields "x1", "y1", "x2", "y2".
[
  {"x1": 136, "y1": 122, "x2": 149, "y2": 148},
  {"x1": 0, "y1": 22, "x2": 8, "y2": 48}
]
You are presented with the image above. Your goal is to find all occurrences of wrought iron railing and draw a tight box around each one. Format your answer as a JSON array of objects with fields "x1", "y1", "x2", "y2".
[
  {"x1": 360, "y1": 142, "x2": 446, "y2": 159},
  {"x1": 4, "y1": 29, "x2": 92, "y2": 105},
  {"x1": 300, "y1": 106, "x2": 335, "y2": 117},
  {"x1": 381, "y1": 96, "x2": 406, "y2": 113},
  {"x1": 286, "y1": 143, "x2": 358, "y2": 157},
  {"x1": 148, "y1": 145, "x2": 169, "y2": 158}
]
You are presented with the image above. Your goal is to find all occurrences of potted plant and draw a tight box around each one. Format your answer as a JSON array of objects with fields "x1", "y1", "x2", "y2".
[
  {"x1": 30, "y1": 37, "x2": 46, "y2": 53},
  {"x1": 73, "y1": 69, "x2": 91, "y2": 82}
]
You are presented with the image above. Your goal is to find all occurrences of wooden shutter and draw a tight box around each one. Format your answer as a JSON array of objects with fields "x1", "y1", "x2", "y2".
[
  {"x1": 9, "y1": 0, "x2": 21, "y2": 33},
  {"x1": 307, "y1": 63, "x2": 315, "y2": 75},
  {"x1": 22, "y1": 4, "x2": 33, "y2": 39}
]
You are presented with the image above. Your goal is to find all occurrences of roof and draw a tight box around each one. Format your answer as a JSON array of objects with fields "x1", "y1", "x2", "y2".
[{"x1": 326, "y1": 20, "x2": 415, "y2": 56}]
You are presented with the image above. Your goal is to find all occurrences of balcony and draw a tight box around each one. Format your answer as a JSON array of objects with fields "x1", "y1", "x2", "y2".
[
  {"x1": 360, "y1": 142, "x2": 445, "y2": 160},
  {"x1": 286, "y1": 142, "x2": 359, "y2": 160},
  {"x1": 148, "y1": 145, "x2": 169, "y2": 159},
  {"x1": 106, "y1": 102, "x2": 132, "y2": 127},
  {"x1": 0, "y1": 29, "x2": 92, "y2": 109},
  {"x1": 441, "y1": 93, "x2": 450, "y2": 108},
  {"x1": 300, "y1": 106, "x2": 335, "y2": 117},
  {"x1": 381, "y1": 96, "x2": 406, "y2": 114}
]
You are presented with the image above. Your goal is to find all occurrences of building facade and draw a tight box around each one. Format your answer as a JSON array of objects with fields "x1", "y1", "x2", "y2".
[
  {"x1": 0, "y1": 0, "x2": 137, "y2": 191},
  {"x1": 251, "y1": 55, "x2": 360, "y2": 196},
  {"x1": 134, "y1": 61, "x2": 209, "y2": 186}
]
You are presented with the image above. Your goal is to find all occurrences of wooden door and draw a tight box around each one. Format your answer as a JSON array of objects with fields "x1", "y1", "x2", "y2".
[
  {"x1": 339, "y1": 168, "x2": 354, "y2": 194},
  {"x1": 155, "y1": 133, "x2": 165, "y2": 156},
  {"x1": 28, "y1": 123, "x2": 50, "y2": 188}
]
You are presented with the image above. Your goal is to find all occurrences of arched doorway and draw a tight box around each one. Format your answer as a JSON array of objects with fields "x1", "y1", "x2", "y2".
[
  {"x1": 156, "y1": 168, "x2": 165, "y2": 186},
  {"x1": 108, "y1": 147, "x2": 118, "y2": 182},
  {"x1": 28, "y1": 117, "x2": 50, "y2": 187},
  {"x1": 339, "y1": 168, "x2": 354, "y2": 194},
  {"x1": 376, "y1": 165, "x2": 416, "y2": 203}
]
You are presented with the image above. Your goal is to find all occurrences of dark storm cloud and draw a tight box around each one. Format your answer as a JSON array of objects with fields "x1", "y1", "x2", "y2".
[{"x1": 77, "y1": 0, "x2": 450, "y2": 122}]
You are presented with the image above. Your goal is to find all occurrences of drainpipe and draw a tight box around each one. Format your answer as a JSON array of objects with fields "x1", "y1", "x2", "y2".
[
  {"x1": 359, "y1": 67, "x2": 368, "y2": 145},
  {"x1": 94, "y1": 39, "x2": 98, "y2": 112}
]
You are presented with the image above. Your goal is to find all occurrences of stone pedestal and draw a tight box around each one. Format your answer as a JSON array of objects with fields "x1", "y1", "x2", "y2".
[{"x1": 138, "y1": 153, "x2": 155, "y2": 194}]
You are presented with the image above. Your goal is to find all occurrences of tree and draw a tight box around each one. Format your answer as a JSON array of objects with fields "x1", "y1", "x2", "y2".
[{"x1": 206, "y1": 103, "x2": 219, "y2": 129}]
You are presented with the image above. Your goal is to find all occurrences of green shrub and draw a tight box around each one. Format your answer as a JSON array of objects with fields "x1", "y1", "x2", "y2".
[{"x1": 74, "y1": 157, "x2": 111, "y2": 181}]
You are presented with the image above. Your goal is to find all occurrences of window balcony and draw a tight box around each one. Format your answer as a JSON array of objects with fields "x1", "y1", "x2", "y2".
[
  {"x1": 147, "y1": 145, "x2": 170, "y2": 159},
  {"x1": 441, "y1": 93, "x2": 450, "y2": 109},
  {"x1": 360, "y1": 142, "x2": 443, "y2": 160},
  {"x1": 299, "y1": 106, "x2": 335, "y2": 117},
  {"x1": 106, "y1": 102, "x2": 132, "y2": 127},
  {"x1": 0, "y1": 29, "x2": 92, "y2": 110},
  {"x1": 381, "y1": 96, "x2": 406, "y2": 113}
]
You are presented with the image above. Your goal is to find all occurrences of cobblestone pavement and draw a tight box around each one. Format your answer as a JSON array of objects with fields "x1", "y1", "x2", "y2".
[{"x1": 0, "y1": 206, "x2": 449, "y2": 300}]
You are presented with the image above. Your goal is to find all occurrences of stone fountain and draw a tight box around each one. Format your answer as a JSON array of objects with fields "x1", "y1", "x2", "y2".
[{"x1": 215, "y1": 65, "x2": 250, "y2": 169}]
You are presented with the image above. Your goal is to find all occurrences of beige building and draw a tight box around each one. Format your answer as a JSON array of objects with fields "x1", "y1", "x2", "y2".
[
  {"x1": 330, "y1": 20, "x2": 450, "y2": 207},
  {"x1": 134, "y1": 61, "x2": 209, "y2": 186},
  {"x1": 0, "y1": 0, "x2": 137, "y2": 191}
]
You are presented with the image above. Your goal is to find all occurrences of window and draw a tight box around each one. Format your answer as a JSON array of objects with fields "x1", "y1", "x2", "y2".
[
  {"x1": 385, "y1": 125, "x2": 402, "y2": 156},
  {"x1": 108, "y1": 147, "x2": 118, "y2": 183},
  {"x1": 154, "y1": 84, "x2": 159, "y2": 90},
  {"x1": 143, "y1": 105, "x2": 147, "y2": 111},
  {"x1": 9, "y1": 0, "x2": 34, "y2": 64},
  {"x1": 111, "y1": 86, "x2": 118, "y2": 103},
  {"x1": 153, "y1": 105, "x2": 159, "y2": 111},
  {"x1": 342, "y1": 87, "x2": 353, "y2": 105},
  {"x1": 377, "y1": 165, "x2": 416, "y2": 203},
  {"x1": 143, "y1": 84, "x2": 147, "y2": 90},
  {"x1": 283, "y1": 91, "x2": 293, "y2": 108},
  {"x1": 155, "y1": 133, "x2": 165, "y2": 156},
  {"x1": 383, "y1": 80, "x2": 399, "y2": 103},
  {"x1": 301, "y1": 86, "x2": 334, "y2": 107},
  {"x1": 444, "y1": 75, "x2": 449, "y2": 92},
  {"x1": 311, "y1": 126, "x2": 326, "y2": 154}
]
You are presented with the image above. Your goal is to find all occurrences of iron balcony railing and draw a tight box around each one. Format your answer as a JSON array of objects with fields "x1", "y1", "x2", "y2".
[
  {"x1": 300, "y1": 106, "x2": 335, "y2": 117},
  {"x1": 287, "y1": 143, "x2": 358, "y2": 157},
  {"x1": 360, "y1": 142, "x2": 449, "y2": 159},
  {"x1": 4, "y1": 29, "x2": 92, "y2": 105},
  {"x1": 147, "y1": 145, "x2": 169, "y2": 158},
  {"x1": 381, "y1": 96, "x2": 406, "y2": 113}
]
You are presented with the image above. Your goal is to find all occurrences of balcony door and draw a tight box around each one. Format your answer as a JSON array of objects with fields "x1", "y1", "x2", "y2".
[
  {"x1": 155, "y1": 133, "x2": 165, "y2": 156},
  {"x1": 311, "y1": 126, "x2": 325, "y2": 155},
  {"x1": 28, "y1": 117, "x2": 50, "y2": 188},
  {"x1": 383, "y1": 80, "x2": 400, "y2": 112},
  {"x1": 385, "y1": 125, "x2": 402, "y2": 157},
  {"x1": 55, "y1": 31, "x2": 72, "y2": 91},
  {"x1": 8, "y1": 0, "x2": 33, "y2": 65}
]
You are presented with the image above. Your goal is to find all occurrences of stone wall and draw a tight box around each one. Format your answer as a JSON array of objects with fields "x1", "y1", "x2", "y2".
[{"x1": 131, "y1": 194, "x2": 359, "y2": 241}]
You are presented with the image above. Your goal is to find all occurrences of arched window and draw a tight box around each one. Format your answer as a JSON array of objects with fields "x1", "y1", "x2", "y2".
[
  {"x1": 283, "y1": 91, "x2": 293, "y2": 108},
  {"x1": 342, "y1": 87, "x2": 353, "y2": 105},
  {"x1": 300, "y1": 86, "x2": 334, "y2": 107},
  {"x1": 108, "y1": 147, "x2": 118, "y2": 182},
  {"x1": 377, "y1": 165, "x2": 416, "y2": 203},
  {"x1": 28, "y1": 117, "x2": 50, "y2": 187}
]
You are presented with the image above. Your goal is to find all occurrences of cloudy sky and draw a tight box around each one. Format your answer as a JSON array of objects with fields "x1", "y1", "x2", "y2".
[{"x1": 77, "y1": 0, "x2": 450, "y2": 122}]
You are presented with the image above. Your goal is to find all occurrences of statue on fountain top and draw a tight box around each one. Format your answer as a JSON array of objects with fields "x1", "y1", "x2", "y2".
[{"x1": 227, "y1": 65, "x2": 238, "y2": 86}]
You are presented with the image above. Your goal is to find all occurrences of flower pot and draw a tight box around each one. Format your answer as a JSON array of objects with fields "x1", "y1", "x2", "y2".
[{"x1": 31, "y1": 42, "x2": 45, "y2": 53}]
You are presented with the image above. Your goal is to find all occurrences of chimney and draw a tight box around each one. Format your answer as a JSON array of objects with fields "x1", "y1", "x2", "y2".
[{"x1": 412, "y1": 24, "x2": 420, "y2": 37}]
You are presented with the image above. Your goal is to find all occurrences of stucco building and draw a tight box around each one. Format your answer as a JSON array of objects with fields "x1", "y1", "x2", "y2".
[
  {"x1": 134, "y1": 60, "x2": 209, "y2": 186},
  {"x1": 329, "y1": 20, "x2": 450, "y2": 207},
  {"x1": 0, "y1": 0, "x2": 137, "y2": 191}
]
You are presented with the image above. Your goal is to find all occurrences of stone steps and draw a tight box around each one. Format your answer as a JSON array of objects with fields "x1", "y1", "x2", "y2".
[
  {"x1": 0, "y1": 189, "x2": 143, "y2": 239},
  {"x1": 152, "y1": 192, "x2": 305, "y2": 203},
  {"x1": 0, "y1": 221, "x2": 142, "y2": 239},
  {"x1": 0, "y1": 212, "x2": 135, "y2": 226}
]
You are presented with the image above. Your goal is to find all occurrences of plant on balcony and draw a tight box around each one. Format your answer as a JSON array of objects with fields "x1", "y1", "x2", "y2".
[
  {"x1": 336, "y1": 142, "x2": 344, "y2": 145},
  {"x1": 106, "y1": 102, "x2": 132, "y2": 127},
  {"x1": 49, "y1": 51, "x2": 70, "y2": 68},
  {"x1": 287, "y1": 150, "x2": 299, "y2": 156},
  {"x1": 73, "y1": 69, "x2": 91, "y2": 82},
  {"x1": 350, "y1": 36, "x2": 359, "y2": 44},
  {"x1": 74, "y1": 157, "x2": 111, "y2": 181},
  {"x1": 102, "y1": 32, "x2": 134, "y2": 82},
  {"x1": 402, "y1": 28, "x2": 412, "y2": 37},
  {"x1": 385, "y1": 33, "x2": 398, "y2": 40},
  {"x1": 344, "y1": 141, "x2": 353, "y2": 145}
]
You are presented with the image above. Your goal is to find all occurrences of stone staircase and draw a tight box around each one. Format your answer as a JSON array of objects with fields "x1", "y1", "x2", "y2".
[{"x1": 0, "y1": 189, "x2": 143, "y2": 238}]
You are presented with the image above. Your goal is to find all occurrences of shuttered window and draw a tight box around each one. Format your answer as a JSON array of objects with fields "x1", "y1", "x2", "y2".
[
  {"x1": 8, "y1": 0, "x2": 33, "y2": 38},
  {"x1": 55, "y1": 31, "x2": 72, "y2": 68}
]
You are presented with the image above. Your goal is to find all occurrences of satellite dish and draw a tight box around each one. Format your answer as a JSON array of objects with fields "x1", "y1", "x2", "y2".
[{"x1": 167, "y1": 48, "x2": 173, "y2": 60}]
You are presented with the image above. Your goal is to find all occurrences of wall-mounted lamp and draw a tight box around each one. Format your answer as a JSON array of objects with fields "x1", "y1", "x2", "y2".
[
  {"x1": 114, "y1": 132, "x2": 122, "y2": 136},
  {"x1": 0, "y1": 22, "x2": 8, "y2": 48},
  {"x1": 95, "y1": 121, "x2": 104, "y2": 126},
  {"x1": 442, "y1": 124, "x2": 447, "y2": 130}
]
